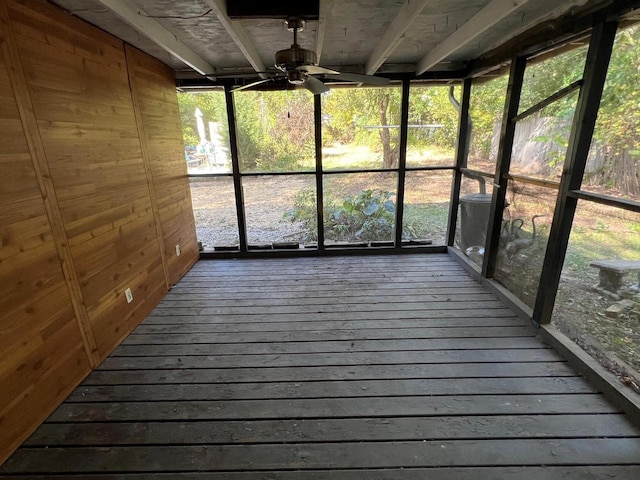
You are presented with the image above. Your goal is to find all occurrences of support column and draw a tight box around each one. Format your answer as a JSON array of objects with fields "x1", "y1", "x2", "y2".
[
  {"x1": 533, "y1": 20, "x2": 619, "y2": 324},
  {"x1": 224, "y1": 85, "x2": 248, "y2": 252},
  {"x1": 394, "y1": 78, "x2": 410, "y2": 248},
  {"x1": 447, "y1": 78, "x2": 472, "y2": 246},
  {"x1": 482, "y1": 56, "x2": 527, "y2": 278},
  {"x1": 314, "y1": 93, "x2": 325, "y2": 251}
]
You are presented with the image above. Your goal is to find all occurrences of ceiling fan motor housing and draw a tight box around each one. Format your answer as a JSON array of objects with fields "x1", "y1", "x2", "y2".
[{"x1": 275, "y1": 45, "x2": 317, "y2": 72}]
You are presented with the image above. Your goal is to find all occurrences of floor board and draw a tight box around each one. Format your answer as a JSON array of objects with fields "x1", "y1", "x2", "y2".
[{"x1": 2, "y1": 253, "x2": 639, "y2": 478}]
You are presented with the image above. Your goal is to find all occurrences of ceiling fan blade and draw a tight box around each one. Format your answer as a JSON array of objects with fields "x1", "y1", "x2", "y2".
[
  {"x1": 325, "y1": 72, "x2": 390, "y2": 86},
  {"x1": 297, "y1": 65, "x2": 339, "y2": 75},
  {"x1": 232, "y1": 78, "x2": 273, "y2": 92},
  {"x1": 303, "y1": 76, "x2": 330, "y2": 95},
  {"x1": 209, "y1": 70, "x2": 275, "y2": 77}
]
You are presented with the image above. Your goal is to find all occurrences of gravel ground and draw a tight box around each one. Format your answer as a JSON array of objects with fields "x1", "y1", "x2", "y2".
[{"x1": 190, "y1": 176, "x2": 312, "y2": 246}]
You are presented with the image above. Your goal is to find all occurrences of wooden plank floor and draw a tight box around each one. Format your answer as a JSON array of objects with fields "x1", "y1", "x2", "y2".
[{"x1": 3, "y1": 253, "x2": 640, "y2": 478}]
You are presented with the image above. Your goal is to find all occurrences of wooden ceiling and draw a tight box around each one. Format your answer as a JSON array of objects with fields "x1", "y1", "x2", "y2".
[{"x1": 49, "y1": 0, "x2": 630, "y2": 84}]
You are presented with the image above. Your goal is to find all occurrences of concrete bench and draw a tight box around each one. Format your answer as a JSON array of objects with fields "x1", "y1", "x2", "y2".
[{"x1": 589, "y1": 259, "x2": 640, "y2": 297}]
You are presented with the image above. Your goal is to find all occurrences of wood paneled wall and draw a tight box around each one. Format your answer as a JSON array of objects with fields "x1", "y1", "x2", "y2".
[
  {"x1": 0, "y1": 0, "x2": 197, "y2": 464},
  {"x1": 126, "y1": 45, "x2": 199, "y2": 286}
]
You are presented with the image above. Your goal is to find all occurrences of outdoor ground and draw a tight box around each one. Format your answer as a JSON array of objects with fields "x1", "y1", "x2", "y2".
[
  {"x1": 190, "y1": 172, "x2": 450, "y2": 246},
  {"x1": 554, "y1": 273, "x2": 640, "y2": 394}
]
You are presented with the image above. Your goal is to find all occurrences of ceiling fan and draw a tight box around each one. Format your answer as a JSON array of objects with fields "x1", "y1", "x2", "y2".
[{"x1": 232, "y1": 17, "x2": 390, "y2": 94}]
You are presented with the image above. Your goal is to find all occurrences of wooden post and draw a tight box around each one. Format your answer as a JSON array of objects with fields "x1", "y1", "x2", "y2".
[
  {"x1": 482, "y1": 56, "x2": 526, "y2": 278},
  {"x1": 395, "y1": 78, "x2": 410, "y2": 248},
  {"x1": 447, "y1": 78, "x2": 472, "y2": 246},
  {"x1": 225, "y1": 85, "x2": 248, "y2": 252},
  {"x1": 533, "y1": 20, "x2": 619, "y2": 324},
  {"x1": 314, "y1": 93, "x2": 325, "y2": 250}
]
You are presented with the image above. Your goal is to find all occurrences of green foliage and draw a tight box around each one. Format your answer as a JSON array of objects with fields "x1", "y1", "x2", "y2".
[
  {"x1": 520, "y1": 47, "x2": 588, "y2": 115},
  {"x1": 177, "y1": 24, "x2": 640, "y2": 195},
  {"x1": 286, "y1": 187, "x2": 445, "y2": 242},
  {"x1": 286, "y1": 188, "x2": 398, "y2": 242},
  {"x1": 177, "y1": 91, "x2": 229, "y2": 148},
  {"x1": 532, "y1": 129, "x2": 571, "y2": 168},
  {"x1": 468, "y1": 75, "x2": 509, "y2": 161},
  {"x1": 585, "y1": 24, "x2": 640, "y2": 195},
  {"x1": 177, "y1": 89, "x2": 316, "y2": 172},
  {"x1": 322, "y1": 87, "x2": 403, "y2": 168},
  {"x1": 233, "y1": 92, "x2": 263, "y2": 170},
  {"x1": 595, "y1": 26, "x2": 640, "y2": 151},
  {"x1": 468, "y1": 46, "x2": 587, "y2": 163},
  {"x1": 407, "y1": 86, "x2": 459, "y2": 151},
  {"x1": 468, "y1": 25, "x2": 640, "y2": 196},
  {"x1": 236, "y1": 90, "x2": 315, "y2": 172},
  {"x1": 330, "y1": 189, "x2": 396, "y2": 241},
  {"x1": 283, "y1": 189, "x2": 318, "y2": 240}
]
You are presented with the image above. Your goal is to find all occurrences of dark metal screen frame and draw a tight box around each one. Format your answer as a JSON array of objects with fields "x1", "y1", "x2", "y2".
[
  {"x1": 447, "y1": 78, "x2": 472, "y2": 246},
  {"x1": 481, "y1": 56, "x2": 527, "y2": 278},
  {"x1": 224, "y1": 85, "x2": 248, "y2": 251},
  {"x1": 195, "y1": 15, "x2": 631, "y2": 274},
  {"x1": 532, "y1": 20, "x2": 620, "y2": 325},
  {"x1": 194, "y1": 81, "x2": 461, "y2": 253},
  {"x1": 394, "y1": 79, "x2": 411, "y2": 247},
  {"x1": 451, "y1": 17, "x2": 628, "y2": 328}
]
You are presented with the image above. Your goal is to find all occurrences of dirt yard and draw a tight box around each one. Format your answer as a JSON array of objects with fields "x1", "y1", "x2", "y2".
[
  {"x1": 553, "y1": 272, "x2": 640, "y2": 394},
  {"x1": 190, "y1": 176, "x2": 311, "y2": 246},
  {"x1": 190, "y1": 171, "x2": 450, "y2": 247}
]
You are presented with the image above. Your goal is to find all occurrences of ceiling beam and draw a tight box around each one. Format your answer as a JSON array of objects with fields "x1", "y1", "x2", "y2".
[
  {"x1": 416, "y1": 0, "x2": 531, "y2": 75},
  {"x1": 203, "y1": 0, "x2": 268, "y2": 79},
  {"x1": 365, "y1": 0, "x2": 432, "y2": 76},
  {"x1": 95, "y1": 0, "x2": 215, "y2": 75},
  {"x1": 483, "y1": 0, "x2": 590, "y2": 56},
  {"x1": 315, "y1": 0, "x2": 335, "y2": 64},
  {"x1": 468, "y1": 0, "x2": 607, "y2": 76}
]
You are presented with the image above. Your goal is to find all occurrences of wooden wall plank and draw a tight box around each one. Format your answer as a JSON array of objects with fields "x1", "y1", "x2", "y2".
[
  {"x1": 125, "y1": 45, "x2": 198, "y2": 286},
  {"x1": 1, "y1": 0, "x2": 198, "y2": 463},
  {"x1": 0, "y1": 0, "x2": 91, "y2": 464},
  {"x1": 6, "y1": 0, "x2": 169, "y2": 360}
]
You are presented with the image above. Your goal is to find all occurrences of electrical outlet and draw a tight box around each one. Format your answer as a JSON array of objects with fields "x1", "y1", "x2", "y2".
[
  {"x1": 124, "y1": 287, "x2": 133, "y2": 304},
  {"x1": 175, "y1": 244, "x2": 181, "y2": 256}
]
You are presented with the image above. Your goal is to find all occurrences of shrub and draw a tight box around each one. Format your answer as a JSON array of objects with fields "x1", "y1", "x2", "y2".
[
  {"x1": 286, "y1": 188, "x2": 398, "y2": 242},
  {"x1": 328, "y1": 189, "x2": 395, "y2": 241}
]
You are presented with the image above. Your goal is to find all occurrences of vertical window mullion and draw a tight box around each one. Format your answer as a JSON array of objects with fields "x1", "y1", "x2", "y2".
[
  {"x1": 533, "y1": 20, "x2": 619, "y2": 324},
  {"x1": 482, "y1": 56, "x2": 527, "y2": 278},
  {"x1": 224, "y1": 86, "x2": 248, "y2": 252},
  {"x1": 447, "y1": 78, "x2": 473, "y2": 246},
  {"x1": 314, "y1": 94, "x2": 325, "y2": 251},
  {"x1": 395, "y1": 79, "x2": 410, "y2": 248}
]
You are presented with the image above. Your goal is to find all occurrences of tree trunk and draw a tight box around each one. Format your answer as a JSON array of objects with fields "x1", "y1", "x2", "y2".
[{"x1": 378, "y1": 94, "x2": 398, "y2": 169}]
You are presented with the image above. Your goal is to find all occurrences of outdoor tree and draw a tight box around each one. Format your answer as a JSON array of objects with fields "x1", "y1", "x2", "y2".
[
  {"x1": 408, "y1": 85, "x2": 460, "y2": 154},
  {"x1": 178, "y1": 24, "x2": 640, "y2": 195},
  {"x1": 588, "y1": 24, "x2": 640, "y2": 196},
  {"x1": 177, "y1": 91, "x2": 229, "y2": 148},
  {"x1": 230, "y1": 90, "x2": 315, "y2": 171},
  {"x1": 323, "y1": 87, "x2": 402, "y2": 168}
]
